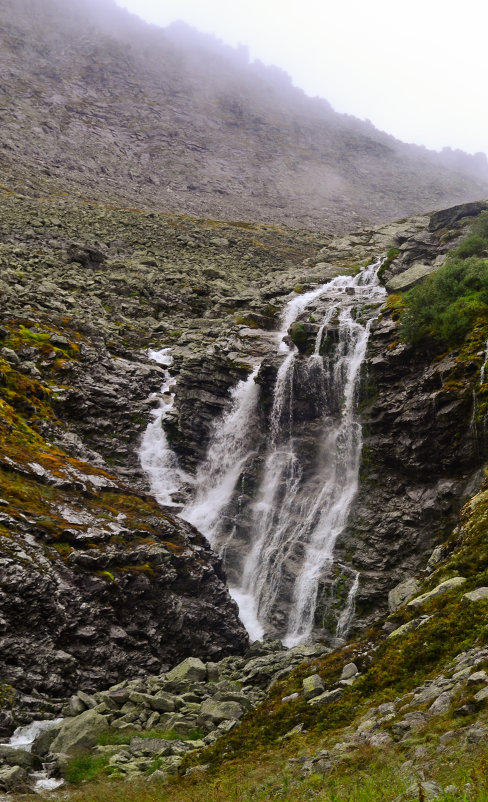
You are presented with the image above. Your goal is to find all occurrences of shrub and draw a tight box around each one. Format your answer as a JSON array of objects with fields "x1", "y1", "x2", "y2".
[
  {"x1": 400, "y1": 256, "x2": 488, "y2": 344},
  {"x1": 453, "y1": 234, "x2": 487, "y2": 259},
  {"x1": 399, "y1": 211, "x2": 488, "y2": 345}
]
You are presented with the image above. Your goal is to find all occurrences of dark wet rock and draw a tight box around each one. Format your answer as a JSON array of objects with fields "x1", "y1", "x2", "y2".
[{"x1": 428, "y1": 201, "x2": 488, "y2": 232}]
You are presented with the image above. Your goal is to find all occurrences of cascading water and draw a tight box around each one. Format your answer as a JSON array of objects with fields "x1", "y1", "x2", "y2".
[
  {"x1": 139, "y1": 348, "x2": 192, "y2": 506},
  {"x1": 140, "y1": 262, "x2": 385, "y2": 643},
  {"x1": 233, "y1": 263, "x2": 385, "y2": 645},
  {"x1": 177, "y1": 260, "x2": 385, "y2": 643},
  {"x1": 0, "y1": 719, "x2": 64, "y2": 792},
  {"x1": 182, "y1": 366, "x2": 261, "y2": 542},
  {"x1": 335, "y1": 569, "x2": 360, "y2": 640}
]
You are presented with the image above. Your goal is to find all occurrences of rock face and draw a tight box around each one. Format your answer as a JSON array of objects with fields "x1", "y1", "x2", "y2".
[
  {"x1": 1, "y1": 0, "x2": 488, "y2": 233},
  {"x1": 167, "y1": 203, "x2": 488, "y2": 638},
  {"x1": 2, "y1": 185, "x2": 488, "y2": 728}
]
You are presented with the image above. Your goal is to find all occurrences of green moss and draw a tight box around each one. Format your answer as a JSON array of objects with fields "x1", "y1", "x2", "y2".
[
  {"x1": 0, "y1": 683, "x2": 15, "y2": 710},
  {"x1": 290, "y1": 322, "x2": 308, "y2": 348},
  {"x1": 377, "y1": 248, "x2": 400, "y2": 281}
]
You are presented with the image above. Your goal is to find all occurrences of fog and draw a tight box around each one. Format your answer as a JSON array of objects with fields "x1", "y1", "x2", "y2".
[{"x1": 115, "y1": 0, "x2": 487, "y2": 157}]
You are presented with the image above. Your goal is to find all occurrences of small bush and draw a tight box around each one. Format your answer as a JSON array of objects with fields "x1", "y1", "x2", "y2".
[
  {"x1": 400, "y1": 212, "x2": 488, "y2": 345},
  {"x1": 400, "y1": 256, "x2": 488, "y2": 344},
  {"x1": 453, "y1": 234, "x2": 487, "y2": 259}
]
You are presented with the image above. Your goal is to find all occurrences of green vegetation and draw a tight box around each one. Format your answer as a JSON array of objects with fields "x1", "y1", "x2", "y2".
[
  {"x1": 25, "y1": 743, "x2": 488, "y2": 801},
  {"x1": 98, "y1": 728, "x2": 205, "y2": 746},
  {"x1": 290, "y1": 322, "x2": 308, "y2": 348},
  {"x1": 64, "y1": 753, "x2": 110, "y2": 785},
  {"x1": 377, "y1": 247, "x2": 400, "y2": 280},
  {"x1": 400, "y1": 213, "x2": 488, "y2": 345}
]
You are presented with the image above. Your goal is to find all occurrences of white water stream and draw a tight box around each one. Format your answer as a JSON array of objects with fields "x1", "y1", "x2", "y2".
[
  {"x1": 139, "y1": 348, "x2": 192, "y2": 506},
  {"x1": 1, "y1": 718, "x2": 64, "y2": 792},
  {"x1": 141, "y1": 262, "x2": 385, "y2": 644}
]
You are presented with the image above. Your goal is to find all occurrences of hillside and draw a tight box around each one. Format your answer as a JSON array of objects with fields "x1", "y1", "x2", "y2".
[
  {"x1": 4, "y1": 0, "x2": 488, "y2": 797},
  {"x1": 1, "y1": 192, "x2": 488, "y2": 799},
  {"x1": 1, "y1": 0, "x2": 488, "y2": 231}
]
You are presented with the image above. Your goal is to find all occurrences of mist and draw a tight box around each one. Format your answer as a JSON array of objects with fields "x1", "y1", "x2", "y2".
[
  {"x1": 1, "y1": 0, "x2": 487, "y2": 233},
  {"x1": 115, "y1": 0, "x2": 488, "y2": 158}
]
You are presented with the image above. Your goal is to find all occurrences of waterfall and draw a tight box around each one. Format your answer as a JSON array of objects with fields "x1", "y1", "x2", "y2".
[
  {"x1": 335, "y1": 570, "x2": 360, "y2": 639},
  {"x1": 139, "y1": 348, "x2": 192, "y2": 506},
  {"x1": 141, "y1": 261, "x2": 386, "y2": 644},
  {"x1": 181, "y1": 366, "x2": 261, "y2": 543},
  {"x1": 0, "y1": 719, "x2": 64, "y2": 792},
  {"x1": 480, "y1": 337, "x2": 488, "y2": 386}
]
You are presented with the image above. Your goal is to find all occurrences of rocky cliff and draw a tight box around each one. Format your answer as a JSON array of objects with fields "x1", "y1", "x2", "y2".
[
  {"x1": 3, "y1": 187, "x2": 488, "y2": 797},
  {"x1": 1, "y1": 0, "x2": 488, "y2": 232},
  {"x1": 2, "y1": 189, "x2": 488, "y2": 712}
]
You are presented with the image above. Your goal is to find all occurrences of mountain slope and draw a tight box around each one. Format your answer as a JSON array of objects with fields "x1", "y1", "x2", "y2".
[{"x1": 1, "y1": 0, "x2": 488, "y2": 231}]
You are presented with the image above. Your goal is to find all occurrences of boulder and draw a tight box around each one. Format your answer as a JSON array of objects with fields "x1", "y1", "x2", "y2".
[
  {"x1": 388, "y1": 577, "x2": 421, "y2": 612},
  {"x1": 387, "y1": 616, "x2": 432, "y2": 639},
  {"x1": 462, "y1": 587, "x2": 488, "y2": 603},
  {"x1": 474, "y1": 687, "x2": 488, "y2": 704},
  {"x1": 407, "y1": 577, "x2": 466, "y2": 609},
  {"x1": 385, "y1": 262, "x2": 442, "y2": 292},
  {"x1": 340, "y1": 662, "x2": 359, "y2": 680},
  {"x1": 31, "y1": 722, "x2": 63, "y2": 757},
  {"x1": 166, "y1": 658, "x2": 207, "y2": 684},
  {"x1": 50, "y1": 709, "x2": 109, "y2": 754},
  {"x1": 308, "y1": 688, "x2": 342, "y2": 706},
  {"x1": 302, "y1": 674, "x2": 325, "y2": 701},
  {"x1": 198, "y1": 699, "x2": 244, "y2": 725},
  {"x1": 0, "y1": 745, "x2": 40, "y2": 770},
  {"x1": 0, "y1": 764, "x2": 28, "y2": 792},
  {"x1": 129, "y1": 737, "x2": 173, "y2": 756}
]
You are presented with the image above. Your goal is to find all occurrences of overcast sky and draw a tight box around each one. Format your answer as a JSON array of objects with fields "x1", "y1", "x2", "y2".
[{"x1": 115, "y1": 0, "x2": 487, "y2": 156}]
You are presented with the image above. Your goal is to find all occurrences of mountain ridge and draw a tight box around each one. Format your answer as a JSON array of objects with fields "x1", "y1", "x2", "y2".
[{"x1": 1, "y1": 0, "x2": 488, "y2": 232}]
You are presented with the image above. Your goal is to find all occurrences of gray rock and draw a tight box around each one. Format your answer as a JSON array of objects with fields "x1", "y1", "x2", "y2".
[
  {"x1": 0, "y1": 764, "x2": 27, "y2": 792},
  {"x1": 462, "y1": 587, "x2": 488, "y2": 603},
  {"x1": 405, "y1": 780, "x2": 442, "y2": 799},
  {"x1": 198, "y1": 699, "x2": 244, "y2": 725},
  {"x1": 69, "y1": 695, "x2": 87, "y2": 716},
  {"x1": 473, "y1": 687, "x2": 488, "y2": 703},
  {"x1": 31, "y1": 722, "x2": 63, "y2": 757},
  {"x1": 129, "y1": 737, "x2": 173, "y2": 756},
  {"x1": 206, "y1": 662, "x2": 220, "y2": 683},
  {"x1": 166, "y1": 658, "x2": 207, "y2": 684},
  {"x1": 50, "y1": 709, "x2": 109, "y2": 754},
  {"x1": 340, "y1": 662, "x2": 359, "y2": 680},
  {"x1": 407, "y1": 577, "x2": 466, "y2": 609},
  {"x1": 428, "y1": 691, "x2": 452, "y2": 715},
  {"x1": 387, "y1": 616, "x2": 433, "y2": 639},
  {"x1": 467, "y1": 670, "x2": 488, "y2": 685},
  {"x1": 308, "y1": 688, "x2": 343, "y2": 706},
  {"x1": 302, "y1": 674, "x2": 325, "y2": 700},
  {"x1": 77, "y1": 690, "x2": 97, "y2": 709},
  {"x1": 0, "y1": 347, "x2": 19, "y2": 365},
  {"x1": 388, "y1": 578, "x2": 420, "y2": 612},
  {"x1": 0, "y1": 746, "x2": 40, "y2": 770},
  {"x1": 385, "y1": 262, "x2": 442, "y2": 292}
]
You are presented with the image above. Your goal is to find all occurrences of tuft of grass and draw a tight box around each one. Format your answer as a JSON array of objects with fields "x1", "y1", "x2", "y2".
[
  {"x1": 98, "y1": 728, "x2": 205, "y2": 746},
  {"x1": 64, "y1": 753, "x2": 110, "y2": 785}
]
